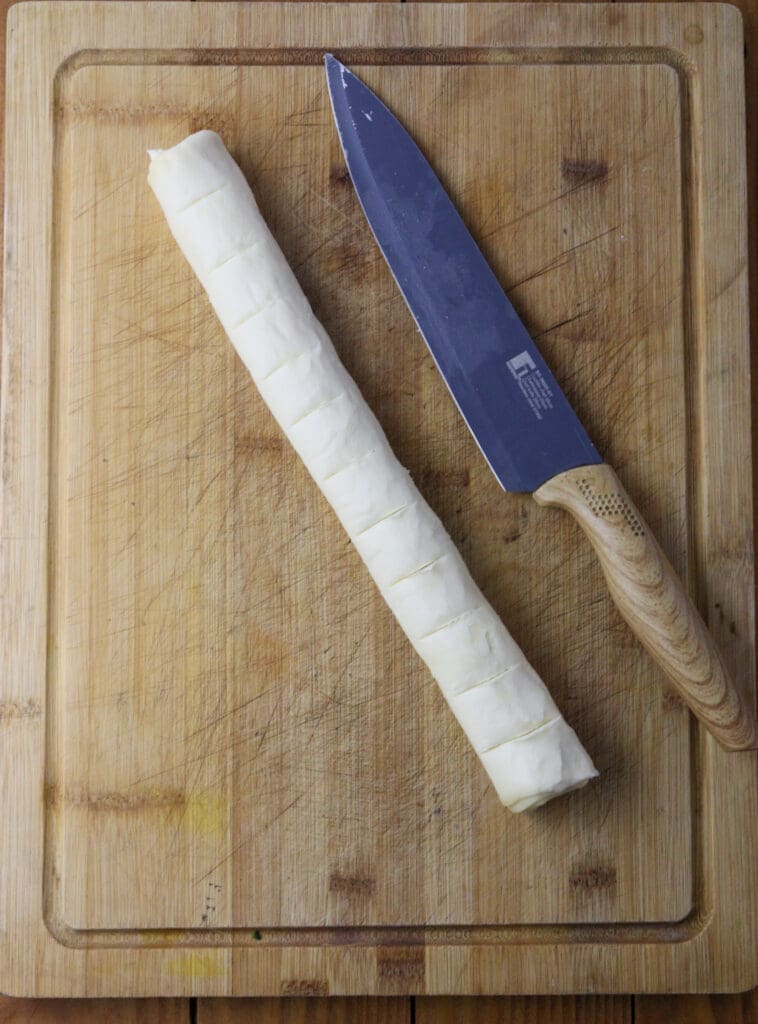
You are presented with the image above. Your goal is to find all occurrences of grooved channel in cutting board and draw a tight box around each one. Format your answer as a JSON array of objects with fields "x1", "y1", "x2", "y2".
[{"x1": 45, "y1": 51, "x2": 697, "y2": 946}]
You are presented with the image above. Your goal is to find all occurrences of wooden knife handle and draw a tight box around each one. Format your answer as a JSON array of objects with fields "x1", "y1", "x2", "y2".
[{"x1": 533, "y1": 463, "x2": 757, "y2": 751}]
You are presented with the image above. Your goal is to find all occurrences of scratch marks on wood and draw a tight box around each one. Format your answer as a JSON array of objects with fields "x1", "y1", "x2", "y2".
[
  {"x1": 73, "y1": 173, "x2": 139, "y2": 222},
  {"x1": 532, "y1": 310, "x2": 588, "y2": 341},
  {"x1": 506, "y1": 226, "x2": 619, "y2": 292},
  {"x1": 193, "y1": 795, "x2": 301, "y2": 886}
]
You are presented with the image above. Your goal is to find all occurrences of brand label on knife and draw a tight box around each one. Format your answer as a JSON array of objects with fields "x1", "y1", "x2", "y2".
[{"x1": 506, "y1": 351, "x2": 555, "y2": 421}]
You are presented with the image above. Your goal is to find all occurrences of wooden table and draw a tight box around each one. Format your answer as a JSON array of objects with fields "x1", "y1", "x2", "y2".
[{"x1": 0, "y1": 0, "x2": 755, "y2": 1017}]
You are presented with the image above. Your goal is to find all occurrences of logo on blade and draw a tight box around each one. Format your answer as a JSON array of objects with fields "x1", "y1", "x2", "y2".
[
  {"x1": 506, "y1": 351, "x2": 537, "y2": 379},
  {"x1": 505, "y1": 350, "x2": 554, "y2": 421}
]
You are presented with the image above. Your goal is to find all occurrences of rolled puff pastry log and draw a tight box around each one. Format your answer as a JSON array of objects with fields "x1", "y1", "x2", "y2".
[{"x1": 148, "y1": 130, "x2": 597, "y2": 811}]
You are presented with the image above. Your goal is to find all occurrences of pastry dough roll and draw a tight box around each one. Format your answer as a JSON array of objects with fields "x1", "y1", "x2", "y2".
[{"x1": 148, "y1": 130, "x2": 598, "y2": 811}]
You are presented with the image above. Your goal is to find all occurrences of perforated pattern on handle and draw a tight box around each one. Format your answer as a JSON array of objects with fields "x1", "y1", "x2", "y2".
[{"x1": 578, "y1": 478, "x2": 644, "y2": 537}]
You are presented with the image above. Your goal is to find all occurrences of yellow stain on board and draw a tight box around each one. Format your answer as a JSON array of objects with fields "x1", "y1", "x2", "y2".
[
  {"x1": 167, "y1": 952, "x2": 226, "y2": 979},
  {"x1": 185, "y1": 792, "x2": 227, "y2": 837}
]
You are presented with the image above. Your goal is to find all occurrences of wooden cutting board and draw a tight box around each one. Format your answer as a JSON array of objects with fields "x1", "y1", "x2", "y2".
[{"x1": 1, "y1": 0, "x2": 755, "y2": 998}]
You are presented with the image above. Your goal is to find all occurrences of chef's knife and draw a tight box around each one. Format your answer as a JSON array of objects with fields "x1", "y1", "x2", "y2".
[{"x1": 324, "y1": 54, "x2": 756, "y2": 751}]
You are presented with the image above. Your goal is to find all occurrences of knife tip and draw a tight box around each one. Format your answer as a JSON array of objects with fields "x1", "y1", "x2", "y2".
[{"x1": 323, "y1": 52, "x2": 351, "y2": 92}]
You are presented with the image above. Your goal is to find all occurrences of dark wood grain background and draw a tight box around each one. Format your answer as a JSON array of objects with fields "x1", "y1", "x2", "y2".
[{"x1": 0, "y1": 0, "x2": 755, "y2": 1018}]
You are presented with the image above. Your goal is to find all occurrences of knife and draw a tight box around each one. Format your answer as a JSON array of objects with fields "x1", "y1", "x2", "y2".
[{"x1": 324, "y1": 54, "x2": 757, "y2": 751}]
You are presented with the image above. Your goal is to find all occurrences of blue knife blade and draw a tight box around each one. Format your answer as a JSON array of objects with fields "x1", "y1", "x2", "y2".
[
  {"x1": 323, "y1": 54, "x2": 757, "y2": 752},
  {"x1": 324, "y1": 53, "x2": 601, "y2": 493}
]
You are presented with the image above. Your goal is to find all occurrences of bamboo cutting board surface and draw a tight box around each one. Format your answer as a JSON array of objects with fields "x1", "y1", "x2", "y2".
[{"x1": 0, "y1": 0, "x2": 755, "y2": 997}]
